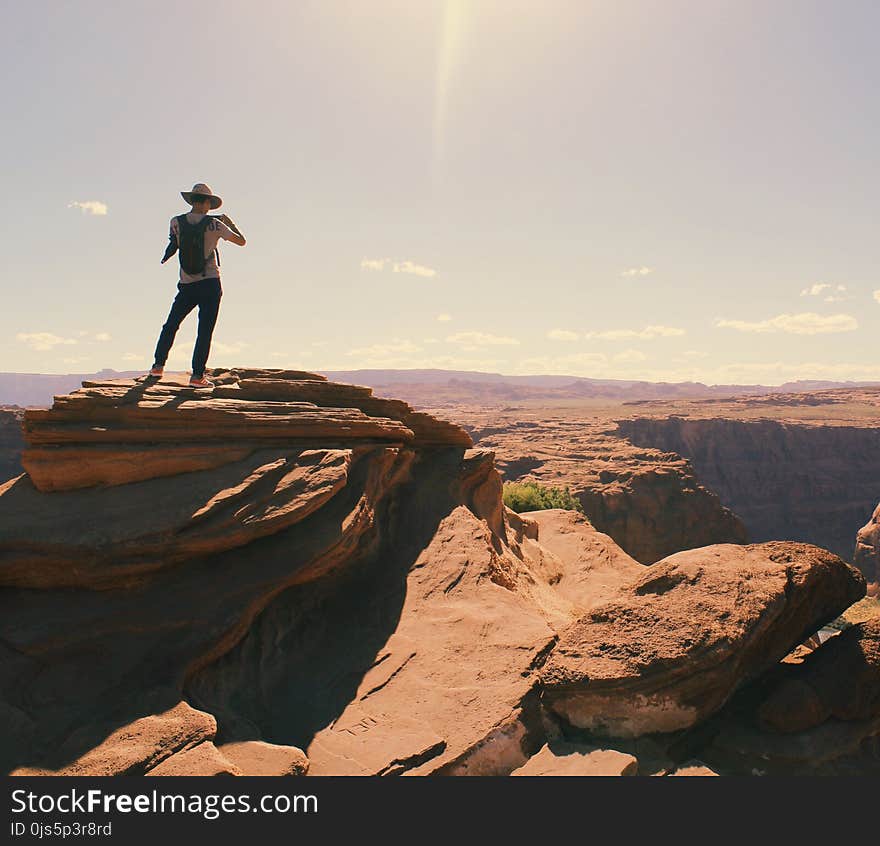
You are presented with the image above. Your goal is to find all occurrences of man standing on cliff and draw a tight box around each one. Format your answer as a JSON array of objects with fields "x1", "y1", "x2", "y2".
[{"x1": 148, "y1": 183, "x2": 247, "y2": 388}]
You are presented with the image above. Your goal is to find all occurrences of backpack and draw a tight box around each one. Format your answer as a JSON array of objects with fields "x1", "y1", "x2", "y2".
[{"x1": 176, "y1": 214, "x2": 216, "y2": 276}]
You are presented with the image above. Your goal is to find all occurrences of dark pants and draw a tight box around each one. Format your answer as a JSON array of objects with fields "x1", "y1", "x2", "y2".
[{"x1": 153, "y1": 277, "x2": 222, "y2": 377}]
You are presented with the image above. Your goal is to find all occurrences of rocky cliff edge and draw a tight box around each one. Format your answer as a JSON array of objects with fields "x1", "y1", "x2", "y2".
[{"x1": 0, "y1": 369, "x2": 871, "y2": 776}]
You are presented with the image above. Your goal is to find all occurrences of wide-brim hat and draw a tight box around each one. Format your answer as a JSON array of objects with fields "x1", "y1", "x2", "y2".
[{"x1": 181, "y1": 182, "x2": 223, "y2": 209}]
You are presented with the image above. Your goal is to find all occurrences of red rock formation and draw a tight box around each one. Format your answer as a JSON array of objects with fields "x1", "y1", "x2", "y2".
[
  {"x1": 758, "y1": 619, "x2": 880, "y2": 733},
  {"x1": 701, "y1": 621, "x2": 880, "y2": 775},
  {"x1": 19, "y1": 368, "x2": 464, "y2": 493},
  {"x1": 0, "y1": 370, "x2": 869, "y2": 777},
  {"x1": 434, "y1": 406, "x2": 747, "y2": 564},
  {"x1": 510, "y1": 742, "x2": 638, "y2": 776},
  {"x1": 854, "y1": 505, "x2": 880, "y2": 591},
  {"x1": 540, "y1": 542, "x2": 865, "y2": 737},
  {"x1": 616, "y1": 415, "x2": 880, "y2": 564},
  {"x1": 0, "y1": 407, "x2": 25, "y2": 483},
  {"x1": 12, "y1": 702, "x2": 217, "y2": 777}
]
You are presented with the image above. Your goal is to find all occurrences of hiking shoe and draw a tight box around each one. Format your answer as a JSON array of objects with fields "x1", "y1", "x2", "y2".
[
  {"x1": 189, "y1": 374, "x2": 214, "y2": 388},
  {"x1": 148, "y1": 366, "x2": 164, "y2": 378}
]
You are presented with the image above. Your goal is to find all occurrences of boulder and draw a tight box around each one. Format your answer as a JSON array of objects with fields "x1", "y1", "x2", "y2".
[
  {"x1": 511, "y1": 742, "x2": 638, "y2": 776},
  {"x1": 758, "y1": 619, "x2": 880, "y2": 733},
  {"x1": 146, "y1": 741, "x2": 241, "y2": 776},
  {"x1": 703, "y1": 708, "x2": 880, "y2": 775},
  {"x1": 541, "y1": 542, "x2": 865, "y2": 737},
  {"x1": 218, "y1": 741, "x2": 308, "y2": 776},
  {"x1": 11, "y1": 702, "x2": 216, "y2": 776},
  {"x1": 668, "y1": 760, "x2": 719, "y2": 776}
]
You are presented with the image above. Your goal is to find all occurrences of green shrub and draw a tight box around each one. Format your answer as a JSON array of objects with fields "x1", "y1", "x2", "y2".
[{"x1": 502, "y1": 480, "x2": 584, "y2": 514}]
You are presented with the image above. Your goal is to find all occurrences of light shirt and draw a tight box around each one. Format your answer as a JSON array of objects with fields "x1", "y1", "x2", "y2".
[{"x1": 170, "y1": 213, "x2": 237, "y2": 284}]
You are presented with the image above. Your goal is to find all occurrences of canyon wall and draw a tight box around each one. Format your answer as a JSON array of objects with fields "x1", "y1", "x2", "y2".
[
  {"x1": 0, "y1": 408, "x2": 25, "y2": 484},
  {"x1": 616, "y1": 417, "x2": 880, "y2": 563},
  {"x1": 450, "y1": 411, "x2": 747, "y2": 565}
]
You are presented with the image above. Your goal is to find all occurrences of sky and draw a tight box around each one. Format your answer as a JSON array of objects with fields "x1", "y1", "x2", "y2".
[{"x1": 2, "y1": 0, "x2": 880, "y2": 385}]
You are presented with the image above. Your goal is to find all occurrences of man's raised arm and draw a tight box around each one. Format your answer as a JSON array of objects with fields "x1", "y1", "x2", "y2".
[{"x1": 217, "y1": 214, "x2": 247, "y2": 247}]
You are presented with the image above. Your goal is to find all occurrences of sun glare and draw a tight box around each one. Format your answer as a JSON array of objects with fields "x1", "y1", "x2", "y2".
[{"x1": 432, "y1": 0, "x2": 470, "y2": 184}]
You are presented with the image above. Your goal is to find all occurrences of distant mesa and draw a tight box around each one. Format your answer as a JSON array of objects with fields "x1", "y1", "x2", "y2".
[{"x1": 4, "y1": 366, "x2": 880, "y2": 408}]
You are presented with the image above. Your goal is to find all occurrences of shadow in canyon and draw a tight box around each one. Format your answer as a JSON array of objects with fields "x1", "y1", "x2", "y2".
[
  {"x1": 617, "y1": 417, "x2": 880, "y2": 562},
  {"x1": 0, "y1": 447, "x2": 463, "y2": 773},
  {"x1": 184, "y1": 448, "x2": 467, "y2": 753}
]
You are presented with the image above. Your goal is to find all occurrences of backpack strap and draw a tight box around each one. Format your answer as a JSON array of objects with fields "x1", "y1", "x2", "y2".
[{"x1": 204, "y1": 216, "x2": 220, "y2": 267}]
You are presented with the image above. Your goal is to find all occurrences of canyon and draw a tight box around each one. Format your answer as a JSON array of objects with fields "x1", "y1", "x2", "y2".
[
  {"x1": 615, "y1": 389, "x2": 880, "y2": 567},
  {"x1": 0, "y1": 370, "x2": 877, "y2": 777},
  {"x1": 427, "y1": 387, "x2": 880, "y2": 587}
]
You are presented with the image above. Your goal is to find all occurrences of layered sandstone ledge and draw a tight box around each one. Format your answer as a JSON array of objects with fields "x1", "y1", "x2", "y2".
[{"x1": 20, "y1": 367, "x2": 472, "y2": 493}]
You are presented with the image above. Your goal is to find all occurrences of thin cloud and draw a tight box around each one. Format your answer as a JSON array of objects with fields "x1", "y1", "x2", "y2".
[
  {"x1": 68, "y1": 200, "x2": 108, "y2": 216},
  {"x1": 212, "y1": 340, "x2": 249, "y2": 355},
  {"x1": 339, "y1": 347, "x2": 504, "y2": 370},
  {"x1": 360, "y1": 257, "x2": 438, "y2": 278},
  {"x1": 715, "y1": 312, "x2": 857, "y2": 335},
  {"x1": 620, "y1": 266, "x2": 653, "y2": 277},
  {"x1": 684, "y1": 360, "x2": 880, "y2": 384},
  {"x1": 547, "y1": 329, "x2": 579, "y2": 341},
  {"x1": 17, "y1": 332, "x2": 78, "y2": 351},
  {"x1": 801, "y1": 282, "x2": 846, "y2": 297},
  {"x1": 614, "y1": 349, "x2": 648, "y2": 363},
  {"x1": 874, "y1": 290, "x2": 880, "y2": 305},
  {"x1": 93, "y1": 332, "x2": 112, "y2": 342},
  {"x1": 446, "y1": 331, "x2": 520, "y2": 347},
  {"x1": 122, "y1": 353, "x2": 145, "y2": 362},
  {"x1": 517, "y1": 352, "x2": 608, "y2": 373},
  {"x1": 582, "y1": 325, "x2": 685, "y2": 340},
  {"x1": 393, "y1": 260, "x2": 437, "y2": 278},
  {"x1": 348, "y1": 339, "x2": 422, "y2": 357},
  {"x1": 436, "y1": 313, "x2": 452, "y2": 322}
]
